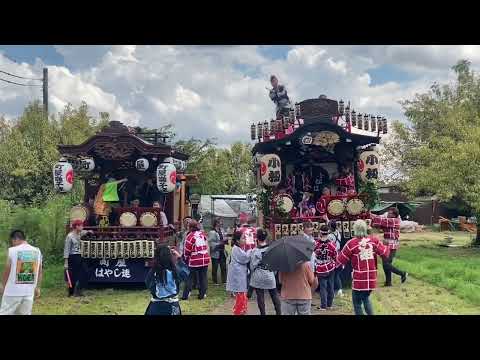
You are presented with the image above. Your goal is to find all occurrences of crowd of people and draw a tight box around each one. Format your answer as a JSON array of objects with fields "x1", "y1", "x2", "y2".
[{"x1": 0, "y1": 206, "x2": 407, "y2": 316}]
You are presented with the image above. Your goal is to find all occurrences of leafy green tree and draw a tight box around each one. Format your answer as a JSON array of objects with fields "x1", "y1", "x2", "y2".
[{"x1": 390, "y1": 60, "x2": 480, "y2": 245}]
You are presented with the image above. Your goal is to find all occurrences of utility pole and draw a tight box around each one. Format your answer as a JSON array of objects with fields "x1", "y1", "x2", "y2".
[{"x1": 42, "y1": 67, "x2": 48, "y2": 117}]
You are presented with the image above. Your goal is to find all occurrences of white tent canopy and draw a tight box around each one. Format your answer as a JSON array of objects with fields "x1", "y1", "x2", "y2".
[
  {"x1": 199, "y1": 195, "x2": 239, "y2": 218},
  {"x1": 199, "y1": 195, "x2": 255, "y2": 218}
]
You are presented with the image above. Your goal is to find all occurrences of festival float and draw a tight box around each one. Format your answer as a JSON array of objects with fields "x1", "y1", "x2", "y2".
[
  {"x1": 54, "y1": 121, "x2": 195, "y2": 284},
  {"x1": 250, "y1": 97, "x2": 385, "y2": 240}
]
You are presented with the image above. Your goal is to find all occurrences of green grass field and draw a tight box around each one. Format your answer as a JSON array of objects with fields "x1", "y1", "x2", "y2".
[{"x1": 1, "y1": 231, "x2": 479, "y2": 315}]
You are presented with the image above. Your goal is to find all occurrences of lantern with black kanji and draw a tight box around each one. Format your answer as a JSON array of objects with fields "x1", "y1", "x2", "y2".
[
  {"x1": 377, "y1": 116, "x2": 382, "y2": 132},
  {"x1": 358, "y1": 150, "x2": 380, "y2": 183},
  {"x1": 351, "y1": 110, "x2": 357, "y2": 127},
  {"x1": 289, "y1": 109, "x2": 295, "y2": 121},
  {"x1": 275, "y1": 118, "x2": 282, "y2": 132},
  {"x1": 383, "y1": 118, "x2": 388, "y2": 134},
  {"x1": 270, "y1": 119, "x2": 275, "y2": 136},
  {"x1": 257, "y1": 122, "x2": 263, "y2": 140},
  {"x1": 135, "y1": 158, "x2": 149, "y2": 172},
  {"x1": 282, "y1": 116, "x2": 289, "y2": 130},
  {"x1": 363, "y1": 114, "x2": 369, "y2": 131},
  {"x1": 345, "y1": 102, "x2": 350, "y2": 117},
  {"x1": 263, "y1": 120, "x2": 269, "y2": 138},
  {"x1": 378, "y1": 117, "x2": 383, "y2": 133},
  {"x1": 250, "y1": 123, "x2": 256, "y2": 140},
  {"x1": 295, "y1": 104, "x2": 301, "y2": 117},
  {"x1": 338, "y1": 100, "x2": 344, "y2": 115},
  {"x1": 371, "y1": 115, "x2": 376, "y2": 132},
  {"x1": 357, "y1": 113, "x2": 363, "y2": 130},
  {"x1": 259, "y1": 154, "x2": 282, "y2": 187},
  {"x1": 157, "y1": 162, "x2": 176, "y2": 193},
  {"x1": 79, "y1": 158, "x2": 95, "y2": 172},
  {"x1": 53, "y1": 158, "x2": 74, "y2": 193}
]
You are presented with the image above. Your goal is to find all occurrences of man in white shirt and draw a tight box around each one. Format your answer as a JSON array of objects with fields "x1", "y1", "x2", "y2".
[{"x1": 0, "y1": 230, "x2": 42, "y2": 315}]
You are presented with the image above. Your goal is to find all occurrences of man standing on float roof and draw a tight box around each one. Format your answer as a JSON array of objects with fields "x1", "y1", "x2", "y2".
[{"x1": 269, "y1": 75, "x2": 292, "y2": 118}]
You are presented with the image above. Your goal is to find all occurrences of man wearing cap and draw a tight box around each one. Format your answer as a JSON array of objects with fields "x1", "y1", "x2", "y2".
[{"x1": 269, "y1": 75, "x2": 292, "y2": 118}]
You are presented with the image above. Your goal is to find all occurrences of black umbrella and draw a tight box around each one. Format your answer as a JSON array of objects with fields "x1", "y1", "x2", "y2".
[{"x1": 262, "y1": 235, "x2": 315, "y2": 273}]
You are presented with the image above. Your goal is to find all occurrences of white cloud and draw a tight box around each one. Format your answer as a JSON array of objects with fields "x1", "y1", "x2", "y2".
[{"x1": 0, "y1": 45, "x2": 477, "y2": 146}]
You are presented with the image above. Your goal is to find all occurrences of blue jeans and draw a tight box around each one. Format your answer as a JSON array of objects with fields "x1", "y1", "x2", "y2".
[
  {"x1": 318, "y1": 272, "x2": 335, "y2": 309},
  {"x1": 352, "y1": 290, "x2": 373, "y2": 315},
  {"x1": 333, "y1": 268, "x2": 343, "y2": 291}
]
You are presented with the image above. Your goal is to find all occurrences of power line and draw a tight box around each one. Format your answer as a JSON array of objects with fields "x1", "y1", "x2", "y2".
[
  {"x1": 0, "y1": 77, "x2": 43, "y2": 86},
  {"x1": 0, "y1": 69, "x2": 43, "y2": 81}
]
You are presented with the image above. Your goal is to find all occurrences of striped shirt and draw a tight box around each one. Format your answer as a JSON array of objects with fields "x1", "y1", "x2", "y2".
[
  {"x1": 183, "y1": 230, "x2": 211, "y2": 268},
  {"x1": 337, "y1": 236, "x2": 389, "y2": 291},
  {"x1": 371, "y1": 214, "x2": 401, "y2": 249}
]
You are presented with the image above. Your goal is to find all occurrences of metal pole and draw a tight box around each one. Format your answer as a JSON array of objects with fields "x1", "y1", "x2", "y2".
[{"x1": 43, "y1": 67, "x2": 48, "y2": 117}]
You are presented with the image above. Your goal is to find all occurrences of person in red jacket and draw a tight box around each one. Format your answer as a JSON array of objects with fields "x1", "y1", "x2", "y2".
[
  {"x1": 335, "y1": 165, "x2": 356, "y2": 196},
  {"x1": 336, "y1": 220, "x2": 389, "y2": 315},
  {"x1": 370, "y1": 207, "x2": 408, "y2": 287},
  {"x1": 314, "y1": 225, "x2": 338, "y2": 310},
  {"x1": 181, "y1": 220, "x2": 211, "y2": 300}
]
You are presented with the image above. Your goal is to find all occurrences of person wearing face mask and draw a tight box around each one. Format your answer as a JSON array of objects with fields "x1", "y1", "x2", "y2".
[{"x1": 314, "y1": 225, "x2": 338, "y2": 311}]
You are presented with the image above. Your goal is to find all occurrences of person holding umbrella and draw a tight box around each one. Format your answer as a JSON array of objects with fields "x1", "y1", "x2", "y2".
[
  {"x1": 336, "y1": 220, "x2": 390, "y2": 315},
  {"x1": 249, "y1": 229, "x2": 281, "y2": 315},
  {"x1": 260, "y1": 234, "x2": 317, "y2": 315}
]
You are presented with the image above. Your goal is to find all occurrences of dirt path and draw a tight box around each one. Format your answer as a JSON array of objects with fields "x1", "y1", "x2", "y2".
[
  {"x1": 209, "y1": 290, "x2": 352, "y2": 315},
  {"x1": 209, "y1": 273, "x2": 479, "y2": 315}
]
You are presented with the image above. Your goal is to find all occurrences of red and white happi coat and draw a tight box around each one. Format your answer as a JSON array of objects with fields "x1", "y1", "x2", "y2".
[
  {"x1": 335, "y1": 174, "x2": 356, "y2": 196},
  {"x1": 183, "y1": 230, "x2": 211, "y2": 267},
  {"x1": 336, "y1": 236, "x2": 389, "y2": 291},
  {"x1": 314, "y1": 240, "x2": 337, "y2": 275},
  {"x1": 370, "y1": 214, "x2": 401, "y2": 250},
  {"x1": 237, "y1": 225, "x2": 257, "y2": 251}
]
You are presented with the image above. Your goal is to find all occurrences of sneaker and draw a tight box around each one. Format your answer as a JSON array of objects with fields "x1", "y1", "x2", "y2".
[
  {"x1": 198, "y1": 294, "x2": 207, "y2": 300},
  {"x1": 213, "y1": 283, "x2": 220, "y2": 286},
  {"x1": 337, "y1": 289, "x2": 344, "y2": 297},
  {"x1": 401, "y1": 272, "x2": 408, "y2": 284},
  {"x1": 318, "y1": 308, "x2": 327, "y2": 311}
]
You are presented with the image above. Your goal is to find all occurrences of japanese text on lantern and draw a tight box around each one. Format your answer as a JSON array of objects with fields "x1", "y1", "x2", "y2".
[
  {"x1": 54, "y1": 165, "x2": 63, "y2": 191},
  {"x1": 157, "y1": 166, "x2": 167, "y2": 192}
]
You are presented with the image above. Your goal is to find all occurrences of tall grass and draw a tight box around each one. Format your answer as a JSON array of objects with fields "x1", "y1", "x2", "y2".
[{"x1": 396, "y1": 246, "x2": 480, "y2": 306}]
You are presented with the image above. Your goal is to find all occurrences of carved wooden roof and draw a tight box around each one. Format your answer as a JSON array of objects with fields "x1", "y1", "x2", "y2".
[{"x1": 58, "y1": 121, "x2": 188, "y2": 161}]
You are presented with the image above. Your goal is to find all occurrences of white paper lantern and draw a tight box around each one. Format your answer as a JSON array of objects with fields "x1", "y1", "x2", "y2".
[
  {"x1": 53, "y1": 159, "x2": 74, "y2": 193},
  {"x1": 157, "y1": 163, "x2": 176, "y2": 193},
  {"x1": 166, "y1": 157, "x2": 186, "y2": 172},
  {"x1": 79, "y1": 158, "x2": 95, "y2": 172},
  {"x1": 135, "y1": 158, "x2": 149, "y2": 172},
  {"x1": 259, "y1": 154, "x2": 281, "y2": 187},
  {"x1": 358, "y1": 150, "x2": 380, "y2": 183}
]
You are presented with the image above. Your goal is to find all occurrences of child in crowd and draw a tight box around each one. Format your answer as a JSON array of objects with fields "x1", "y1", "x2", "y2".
[
  {"x1": 226, "y1": 231, "x2": 252, "y2": 315},
  {"x1": 145, "y1": 246, "x2": 189, "y2": 315},
  {"x1": 328, "y1": 220, "x2": 344, "y2": 297},
  {"x1": 314, "y1": 225, "x2": 338, "y2": 310}
]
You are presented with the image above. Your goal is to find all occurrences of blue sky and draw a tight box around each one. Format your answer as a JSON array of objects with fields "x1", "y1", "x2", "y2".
[{"x1": 0, "y1": 45, "x2": 471, "y2": 144}]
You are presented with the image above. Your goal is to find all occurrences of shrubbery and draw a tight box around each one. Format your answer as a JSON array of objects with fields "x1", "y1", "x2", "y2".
[{"x1": 0, "y1": 196, "x2": 74, "y2": 263}]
